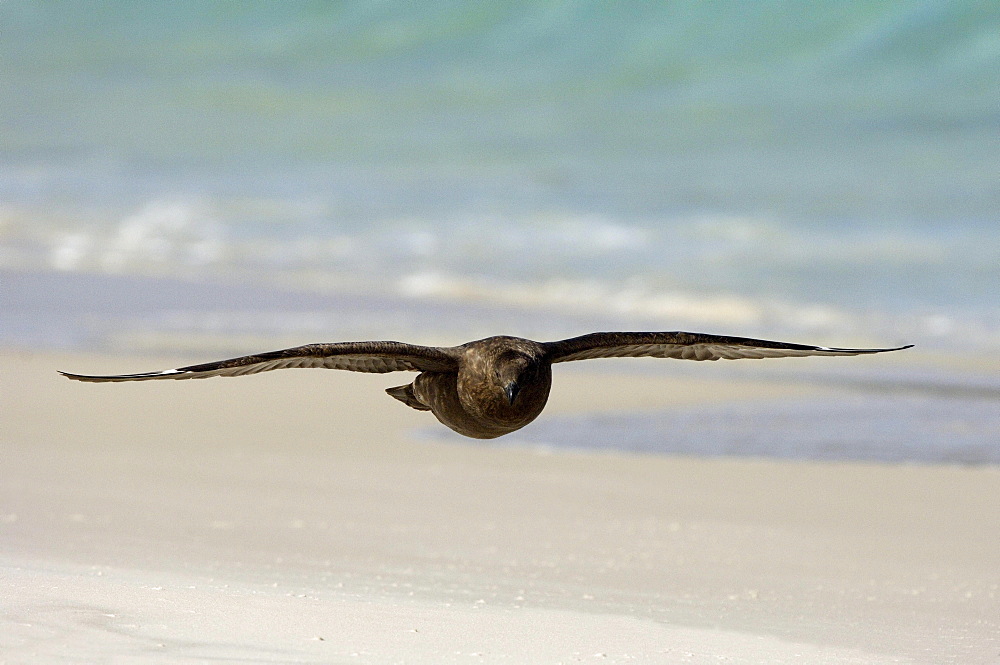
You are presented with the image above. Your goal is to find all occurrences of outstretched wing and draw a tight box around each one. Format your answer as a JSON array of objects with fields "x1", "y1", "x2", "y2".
[
  {"x1": 544, "y1": 331, "x2": 912, "y2": 363},
  {"x1": 60, "y1": 341, "x2": 459, "y2": 382}
]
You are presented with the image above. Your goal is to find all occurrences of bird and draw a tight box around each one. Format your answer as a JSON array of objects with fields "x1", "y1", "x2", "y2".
[{"x1": 60, "y1": 331, "x2": 912, "y2": 439}]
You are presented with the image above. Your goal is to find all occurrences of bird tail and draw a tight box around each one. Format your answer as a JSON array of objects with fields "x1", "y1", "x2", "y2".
[{"x1": 385, "y1": 383, "x2": 431, "y2": 411}]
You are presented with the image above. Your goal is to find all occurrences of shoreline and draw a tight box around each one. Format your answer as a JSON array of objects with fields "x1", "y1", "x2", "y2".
[{"x1": 3, "y1": 350, "x2": 998, "y2": 663}]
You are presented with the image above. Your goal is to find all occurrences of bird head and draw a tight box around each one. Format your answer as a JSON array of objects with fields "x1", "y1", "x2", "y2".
[{"x1": 494, "y1": 352, "x2": 535, "y2": 405}]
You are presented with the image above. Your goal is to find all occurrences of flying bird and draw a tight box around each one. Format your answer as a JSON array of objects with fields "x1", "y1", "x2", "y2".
[{"x1": 61, "y1": 332, "x2": 911, "y2": 439}]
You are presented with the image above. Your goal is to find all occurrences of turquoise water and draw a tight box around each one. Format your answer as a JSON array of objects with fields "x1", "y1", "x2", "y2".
[
  {"x1": 2, "y1": 3, "x2": 998, "y2": 463},
  {"x1": 2, "y1": 2, "x2": 997, "y2": 335},
  {"x1": 3, "y1": 2, "x2": 998, "y2": 349}
]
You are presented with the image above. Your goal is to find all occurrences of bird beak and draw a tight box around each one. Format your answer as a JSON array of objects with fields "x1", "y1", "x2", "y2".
[{"x1": 504, "y1": 381, "x2": 520, "y2": 405}]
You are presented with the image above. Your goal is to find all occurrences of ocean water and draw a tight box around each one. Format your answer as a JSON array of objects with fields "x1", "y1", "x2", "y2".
[
  {"x1": 421, "y1": 383, "x2": 1000, "y2": 464},
  {"x1": 2, "y1": 2, "x2": 998, "y2": 462}
]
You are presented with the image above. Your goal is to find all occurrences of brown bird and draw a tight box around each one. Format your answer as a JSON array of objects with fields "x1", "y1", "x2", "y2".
[{"x1": 60, "y1": 332, "x2": 911, "y2": 439}]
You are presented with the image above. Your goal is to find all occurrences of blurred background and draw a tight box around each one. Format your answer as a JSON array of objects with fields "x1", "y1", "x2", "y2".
[
  {"x1": 3, "y1": 0, "x2": 998, "y2": 351},
  {"x1": 2, "y1": 1, "x2": 998, "y2": 460}
]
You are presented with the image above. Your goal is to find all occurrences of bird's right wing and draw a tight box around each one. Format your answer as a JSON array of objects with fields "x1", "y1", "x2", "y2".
[
  {"x1": 60, "y1": 341, "x2": 459, "y2": 382},
  {"x1": 544, "y1": 331, "x2": 912, "y2": 363}
]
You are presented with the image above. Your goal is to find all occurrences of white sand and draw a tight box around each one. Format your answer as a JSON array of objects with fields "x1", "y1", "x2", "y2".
[{"x1": 2, "y1": 351, "x2": 998, "y2": 664}]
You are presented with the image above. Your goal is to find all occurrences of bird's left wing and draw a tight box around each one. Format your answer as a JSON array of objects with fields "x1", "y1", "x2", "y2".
[
  {"x1": 59, "y1": 341, "x2": 459, "y2": 382},
  {"x1": 544, "y1": 331, "x2": 912, "y2": 363}
]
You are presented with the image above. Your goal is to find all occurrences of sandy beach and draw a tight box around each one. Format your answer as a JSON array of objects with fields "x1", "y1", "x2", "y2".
[
  {"x1": 5, "y1": 4, "x2": 1000, "y2": 663},
  {"x1": 2, "y1": 350, "x2": 998, "y2": 664}
]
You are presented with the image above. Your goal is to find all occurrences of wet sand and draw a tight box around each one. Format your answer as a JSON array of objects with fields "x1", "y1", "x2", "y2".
[{"x1": 2, "y1": 350, "x2": 998, "y2": 663}]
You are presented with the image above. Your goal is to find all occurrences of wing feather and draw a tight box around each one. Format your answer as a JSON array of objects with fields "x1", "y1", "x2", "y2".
[
  {"x1": 544, "y1": 332, "x2": 912, "y2": 363},
  {"x1": 59, "y1": 341, "x2": 458, "y2": 382}
]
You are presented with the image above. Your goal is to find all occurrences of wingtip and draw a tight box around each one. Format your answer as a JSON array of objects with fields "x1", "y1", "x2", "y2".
[
  {"x1": 59, "y1": 370, "x2": 101, "y2": 382},
  {"x1": 877, "y1": 343, "x2": 914, "y2": 354},
  {"x1": 825, "y1": 343, "x2": 914, "y2": 354},
  {"x1": 57, "y1": 367, "x2": 191, "y2": 382},
  {"x1": 862, "y1": 343, "x2": 914, "y2": 354},
  {"x1": 883, "y1": 344, "x2": 915, "y2": 352}
]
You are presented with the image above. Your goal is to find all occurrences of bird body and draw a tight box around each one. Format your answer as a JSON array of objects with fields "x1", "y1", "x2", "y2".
[
  {"x1": 446, "y1": 336, "x2": 551, "y2": 438},
  {"x1": 61, "y1": 331, "x2": 911, "y2": 439}
]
